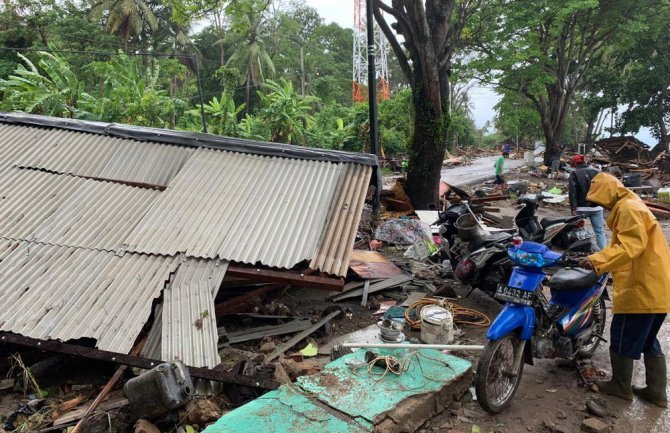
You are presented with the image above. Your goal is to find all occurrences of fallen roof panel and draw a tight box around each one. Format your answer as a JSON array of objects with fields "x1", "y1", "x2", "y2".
[
  {"x1": 161, "y1": 258, "x2": 229, "y2": 368},
  {"x1": 0, "y1": 242, "x2": 179, "y2": 354}
]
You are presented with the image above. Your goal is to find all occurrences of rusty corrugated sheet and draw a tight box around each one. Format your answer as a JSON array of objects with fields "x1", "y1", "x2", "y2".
[
  {"x1": 310, "y1": 164, "x2": 373, "y2": 276},
  {"x1": 0, "y1": 242, "x2": 179, "y2": 353},
  {"x1": 123, "y1": 148, "x2": 365, "y2": 275},
  {"x1": 11, "y1": 125, "x2": 194, "y2": 187},
  {"x1": 0, "y1": 169, "x2": 160, "y2": 251}
]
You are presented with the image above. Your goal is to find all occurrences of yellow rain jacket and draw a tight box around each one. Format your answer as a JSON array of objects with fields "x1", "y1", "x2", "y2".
[{"x1": 586, "y1": 173, "x2": 670, "y2": 314}]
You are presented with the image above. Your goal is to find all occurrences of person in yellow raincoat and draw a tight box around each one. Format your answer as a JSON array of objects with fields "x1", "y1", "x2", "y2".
[{"x1": 579, "y1": 173, "x2": 670, "y2": 407}]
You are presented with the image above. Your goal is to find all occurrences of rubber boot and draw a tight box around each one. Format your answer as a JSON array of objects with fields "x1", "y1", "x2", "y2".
[
  {"x1": 595, "y1": 350, "x2": 634, "y2": 401},
  {"x1": 633, "y1": 354, "x2": 668, "y2": 408}
]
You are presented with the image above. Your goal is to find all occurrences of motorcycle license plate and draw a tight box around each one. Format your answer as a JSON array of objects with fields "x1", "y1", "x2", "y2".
[
  {"x1": 494, "y1": 284, "x2": 534, "y2": 306},
  {"x1": 570, "y1": 229, "x2": 592, "y2": 241}
]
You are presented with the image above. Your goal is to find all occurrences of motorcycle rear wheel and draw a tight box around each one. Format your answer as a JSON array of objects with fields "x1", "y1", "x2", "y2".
[
  {"x1": 475, "y1": 333, "x2": 525, "y2": 414},
  {"x1": 577, "y1": 297, "x2": 607, "y2": 358}
]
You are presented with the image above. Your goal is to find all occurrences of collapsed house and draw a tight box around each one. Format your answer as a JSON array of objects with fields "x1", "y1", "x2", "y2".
[
  {"x1": 0, "y1": 112, "x2": 376, "y2": 388},
  {"x1": 593, "y1": 136, "x2": 652, "y2": 165}
]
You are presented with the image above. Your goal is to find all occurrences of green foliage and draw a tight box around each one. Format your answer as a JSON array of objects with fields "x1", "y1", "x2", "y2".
[
  {"x1": 472, "y1": 0, "x2": 664, "y2": 158},
  {"x1": 0, "y1": 51, "x2": 90, "y2": 118},
  {"x1": 257, "y1": 78, "x2": 318, "y2": 144},
  {"x1": 190, "y1": 92, "x2": 245, "y2": 135},
  {"x1": 90, "y1": 0, "x2": 159, "y2": 47},
  {"x1": 86, "y1": 53, "x2": 185, "y2": 127},
  {"x1": 493, "y1": 90, "x2": 542, "y2": 146},
  {"x1": 307, "y1": 102, "x2": 357, "y2": 150}
]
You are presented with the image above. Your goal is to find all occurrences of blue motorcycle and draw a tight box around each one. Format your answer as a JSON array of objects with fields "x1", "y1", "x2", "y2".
[{"x1": 475, "y1": 237, "x2": 609, "y2": 414}]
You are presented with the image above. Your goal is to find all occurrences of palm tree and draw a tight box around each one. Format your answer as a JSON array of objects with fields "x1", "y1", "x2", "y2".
[
  {"x1": 91, "y1": 0, "x2": 158, "y2": 49},
  {"x1": 218, "y1": 6, "x2": 274, "y2": 112}
]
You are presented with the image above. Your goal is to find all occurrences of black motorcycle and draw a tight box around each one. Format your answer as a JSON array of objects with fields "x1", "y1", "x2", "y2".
[{"x1": 439, "y1": 194, "x2": 595, "y2": 298}]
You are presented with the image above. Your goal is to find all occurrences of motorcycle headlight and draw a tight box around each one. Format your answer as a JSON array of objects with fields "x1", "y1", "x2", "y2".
[{"x1": 509, "y1": 250, "x2": 547, "y2": 267}]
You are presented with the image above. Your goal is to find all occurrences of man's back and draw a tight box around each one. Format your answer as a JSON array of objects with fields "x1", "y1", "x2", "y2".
[{"x1": 569, "y1": 164, "x2": 599, "y2": 209}]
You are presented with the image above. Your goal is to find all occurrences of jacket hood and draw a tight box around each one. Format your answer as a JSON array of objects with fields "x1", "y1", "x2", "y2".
[{"x1": 586, "y1": 172, "x2": 633, "y2": 209}]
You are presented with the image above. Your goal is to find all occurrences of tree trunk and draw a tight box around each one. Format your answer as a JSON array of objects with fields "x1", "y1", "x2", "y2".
[
  {"x1": 405, "y1": 84, "x2": 450, "y2": 209},
  {"x1": 658, "y1": 87, "x2": 669, "y2": 151},
  {"x1": 540, "y1": 88, "x2": 572, "y2": 165}
]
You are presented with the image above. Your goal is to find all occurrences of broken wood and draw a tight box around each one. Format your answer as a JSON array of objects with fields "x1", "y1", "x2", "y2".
[
  {"x1": 226, "y1": 265, "x2": 344, "y2": 291},
  {"x1": 52, "y1": 392, "x2": 128, "y2": 427},
  {"x1": 265, "y1": 310, "x2": 342, "y2": 362},
  {"x1": 222, "y1": 318, "x2": 313, "y2": 346},
  {"x1": 0, "y1": 332, "x2": 280, "y2": 389},
  {"x1": 51, "y1": 395, "x2": 88, "y2": 420},
  {"x1": 360, "y1": 279, "x2": 371, "y2": 307},
  {"x1": 330, "y1": 275, "x2": 413, "y2": 301},
  {"x1": 71, "y1": 337, "x2": 146, "y2": 433},
  {"x1": 215, "y1": 284, "x2": 282, "y2": 316}
]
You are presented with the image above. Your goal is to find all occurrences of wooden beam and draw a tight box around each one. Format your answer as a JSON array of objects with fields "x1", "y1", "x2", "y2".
[
  {"x1": 0, "y1": 332, "x2": 279, "y2": 390},
  {"x1": 226, "y1": 265, "x2": 344, "y2": 291},
  {"x1": 215, "y1": 284, "x2": 282, "y2": 316}
]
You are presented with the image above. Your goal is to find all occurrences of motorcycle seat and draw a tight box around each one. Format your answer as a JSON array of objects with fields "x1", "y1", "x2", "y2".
[
  {"x1": 469, "y1": 232, "x2": 513, "y2": 250},
  {"x1": 540, "y1": 216, "x2": 572, "y2": 228},
  {"x1": 548, "y1": 268, "x2": 598, "y2": 292}
]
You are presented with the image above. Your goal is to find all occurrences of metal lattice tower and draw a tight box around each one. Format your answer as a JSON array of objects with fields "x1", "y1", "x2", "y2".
[{"x1": 352, "y1": 0, "x2": 390, "y2": 102}]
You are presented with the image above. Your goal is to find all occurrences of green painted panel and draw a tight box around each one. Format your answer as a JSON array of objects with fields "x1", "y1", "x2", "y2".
[
  {"x1": 202, "y1": 387, "x2": 369, "y2": 433},
  {"x1": 296, "y1": 348, "x2": 471, "y2": 424}
]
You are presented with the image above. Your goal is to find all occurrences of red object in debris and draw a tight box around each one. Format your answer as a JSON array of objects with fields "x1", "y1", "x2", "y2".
[
  {"x1": 432, "y1": 235, "x2": 442, "y2": 245},
  {"x1": 370, "y1": 240, "x2": 383, "y2": 250},
  {"x1": 571, "y1": 154, "x2": 585, "y2": 166},
  {"x1": 511, "y1": 236, "x2": 524, "y2": 247}
]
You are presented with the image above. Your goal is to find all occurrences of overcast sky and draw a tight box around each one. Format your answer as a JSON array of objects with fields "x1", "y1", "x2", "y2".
[{"x1": 303, "y1": 0, "x2": 655, "y2": 145}]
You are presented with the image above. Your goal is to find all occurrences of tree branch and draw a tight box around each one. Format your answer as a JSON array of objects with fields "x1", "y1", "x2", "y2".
[{"x1": 373, "y1": 2, "x2": 413, "y2": 84}]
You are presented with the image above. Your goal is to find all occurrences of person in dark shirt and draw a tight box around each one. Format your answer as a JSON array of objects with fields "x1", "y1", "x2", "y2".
[{"x1": 568, "y1": 154, "x2": 606, "y2": 250}]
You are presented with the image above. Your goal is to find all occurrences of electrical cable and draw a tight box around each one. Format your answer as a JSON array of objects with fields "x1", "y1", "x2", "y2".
[{"x1": 404, "y1": 297, "x2": 491, "y2": 330}]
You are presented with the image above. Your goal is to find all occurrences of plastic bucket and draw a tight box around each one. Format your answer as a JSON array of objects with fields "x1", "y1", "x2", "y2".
[{"x1": 420, "y1": 305, "x2": 454, "y2": 344}]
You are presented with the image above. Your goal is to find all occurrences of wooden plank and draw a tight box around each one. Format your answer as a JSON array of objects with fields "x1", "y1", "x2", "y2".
[
  {"x1": 223, "y1": 319, "x2": 313, "y2": 345},
  {"x1": 360, "y1": 279, "x2": 371, "y2": 307},
  {"x1": 0, "y1": 332, "x2": 280, "y2": 390},
  {"x1": 265, "y1": 310, "x2": 342, "y2": 362},
  {"x1": 53, "y1": 393, "x2": 128, "y2": 427},
  {"x1": 226, "y1": 265, "x2": 344, "y2": 291}
]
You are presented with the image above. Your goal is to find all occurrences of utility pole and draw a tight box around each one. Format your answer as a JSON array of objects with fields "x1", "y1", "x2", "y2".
[
  {"x1": 366, "y1": 0, "x2": 381, "y2": 213},
  {"x1": 193, "y1": 54, "x2": 208, "y2": 134},
  {"x1": 300, "y1": 46, "x2": 306, "y2": 97}
]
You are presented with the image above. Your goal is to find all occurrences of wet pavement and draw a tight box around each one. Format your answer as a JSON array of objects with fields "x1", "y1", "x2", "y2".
[{"x1": 441, "y1": 156, "x2": 527, "y2": 187}]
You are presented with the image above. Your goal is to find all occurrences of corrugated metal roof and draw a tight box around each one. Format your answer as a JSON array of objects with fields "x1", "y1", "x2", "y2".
[
  {"x1": 310, "y1": 163, "x2": 372, "y2": 276},
  {"x1": 0, "y1": 242, "x2": 179, "y2": 353},
  {"x1": 1, "y1": 112, "x2": 378, "y2": 167},
  {"x1": 10, "y1": 125, "x2": 193, "y2": 187},
  {"x1": 0, "y1": 124, "x2": 46, "y2": 177},
  {"x1": 123, "y1": 148, "x2": 366, "y2": 275},
  {"x1": 0, "y1": 168, "x2": 160, "y2": 251},
  {"x1": 161, "y1": 259, "x2": 228, "y2": 368}
]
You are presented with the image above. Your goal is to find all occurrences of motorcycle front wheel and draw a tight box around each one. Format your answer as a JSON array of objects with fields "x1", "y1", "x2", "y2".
[{"x1": 475, "y1": 333, "x2": 525, "y2": 414}]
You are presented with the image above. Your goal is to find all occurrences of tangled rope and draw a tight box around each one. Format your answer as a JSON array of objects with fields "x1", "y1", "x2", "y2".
[{"x1": 404, "y1": 297, "x2": 491, "y2": 330}]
